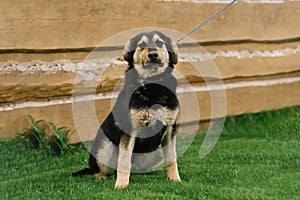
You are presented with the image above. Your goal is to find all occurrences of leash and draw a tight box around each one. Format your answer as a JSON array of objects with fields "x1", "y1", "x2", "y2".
[{"x1": 176, "y1": 0, "x2": 238, "y2": 44}]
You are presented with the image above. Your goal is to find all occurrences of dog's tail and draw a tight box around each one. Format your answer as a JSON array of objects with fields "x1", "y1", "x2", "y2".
[{"x1": 72, "y1": 168, "x2": 94, "y2": 177}]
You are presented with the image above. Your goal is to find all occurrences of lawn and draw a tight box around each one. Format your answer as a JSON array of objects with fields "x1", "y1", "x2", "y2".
[{"x1": 0, "y1": 107, "x2": 299, "y2": 199}]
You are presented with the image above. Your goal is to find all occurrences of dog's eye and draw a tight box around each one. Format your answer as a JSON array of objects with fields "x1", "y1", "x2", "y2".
[
  {"x1": 156, "y1": 40, "x2": 164, "y2": 48},
  {"x1": 138, "y1": 42, "x2": 147, "y2": 49}
]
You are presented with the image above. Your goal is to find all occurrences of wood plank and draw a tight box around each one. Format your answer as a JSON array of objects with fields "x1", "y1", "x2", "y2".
[
  {"x1": 1, "y1": 39, "x2": 300, "y2": 103},
  {"x1": 0, "y1": 75, "x2": 299, "y2": 141},
  {"x1": 0, "y1": 1, "x2": 300, "y2": 49},
  {"x1": 0, "y1": 1, "x2": 299, "y2": 141}
]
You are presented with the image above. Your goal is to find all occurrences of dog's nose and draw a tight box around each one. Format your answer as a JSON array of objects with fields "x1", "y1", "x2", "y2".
[{"x1": 148, "y1": 52, "x2": 158, "y2": 61}]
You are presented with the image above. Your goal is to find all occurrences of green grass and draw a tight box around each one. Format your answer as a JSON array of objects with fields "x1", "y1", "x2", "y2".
[{"x1": 1, "y1": 106, "x2": 299, "y2": 199}]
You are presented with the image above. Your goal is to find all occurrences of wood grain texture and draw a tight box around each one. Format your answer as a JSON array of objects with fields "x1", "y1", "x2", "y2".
[
  {"x1": 0, "y1": 1, "x2": 300, "y2": 49},
  {"x1": 1, "y1": 74, "x2": 299, "y2": 142},
  {"x1": 0, "y1": 1, "x2": 299, "y2": 140}
]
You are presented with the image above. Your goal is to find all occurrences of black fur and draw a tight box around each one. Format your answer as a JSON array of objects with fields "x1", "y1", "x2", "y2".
[{"x1": 72, "y1": 31, "x2": 179, "y2": 177}]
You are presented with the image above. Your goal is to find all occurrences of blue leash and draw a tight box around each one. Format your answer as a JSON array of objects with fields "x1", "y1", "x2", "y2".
[{"x1": 176, "y1": 0, "x2": 238, "y2": 44}]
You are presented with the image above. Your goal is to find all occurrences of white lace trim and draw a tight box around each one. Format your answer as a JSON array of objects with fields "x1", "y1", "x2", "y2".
[
  {"x1": 0, "y1": 45, "x2": 299, "y2": 75},
  {"x1": 0, "y1": 59, "x2": 124, "y2": 75}
]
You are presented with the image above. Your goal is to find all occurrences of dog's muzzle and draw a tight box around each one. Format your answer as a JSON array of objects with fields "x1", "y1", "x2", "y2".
[
  {"x1": 148, "y1": 51, "x2": 158, "y2": 62},
  {"x1": 142, "y1": 51, "x2": 164, "y2": 69}
]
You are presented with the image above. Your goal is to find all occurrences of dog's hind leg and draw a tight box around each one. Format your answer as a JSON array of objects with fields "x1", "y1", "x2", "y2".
[
  {"x1": 72, "y1": 153, "x2": 100, "y2": 177},
  {"x1": 72, "y1": 167, "x2": 94, "y2": 177},
  {"x1": 94, "y1": 172, "x2": 107, "y2": 179},
  {"x1": 162, "y1": 124, "x2": 181, "y2": 182}
]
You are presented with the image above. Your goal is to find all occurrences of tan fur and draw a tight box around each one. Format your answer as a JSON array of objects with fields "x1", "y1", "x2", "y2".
[
  {"x1": 132, "y1": 34, "x2": 173, "y2": 79},
  {"x1": 96, "y1": 137, "x2": 118, "y2": 174},
  {"x1": 114, "y1": 31, "x2": 180, "y2": 189},
  {"x1": 95, "y1": 172, "x2": 107, "y2": 179},
  {"x1": 123, "y1": 33, "x2": 178, "y2": 68},
  {"x1": 166, "y1": 162, "x2": 181, "y2": 181},
  {"x1": 130, "y1": 106, "x2": 179, "y2": 129},
  {"x1": 171, "y1": 41, "x2": 178, "y2": 64},
  {"x1": 115, "y1": 171, "x2": 131, "y2": 189},
  {"x1": 123, "y1": 40, "x2": 131, "y2": 61},
  {"x1": 162, "y1": 126, "x2": 181, "y2": 182},
  {"x1": 115, "y1": 132, "x2": 136, "y2": 189}
]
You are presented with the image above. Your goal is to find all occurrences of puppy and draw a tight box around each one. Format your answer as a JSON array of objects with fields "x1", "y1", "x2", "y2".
[{"x1": 73, "y1": 31, "x2": 181, "y2": 189}]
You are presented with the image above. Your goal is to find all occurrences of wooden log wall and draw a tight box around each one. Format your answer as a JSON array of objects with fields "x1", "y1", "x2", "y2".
[{"x1": 0, "y1": 0, "x2": 299, "y2": 142}]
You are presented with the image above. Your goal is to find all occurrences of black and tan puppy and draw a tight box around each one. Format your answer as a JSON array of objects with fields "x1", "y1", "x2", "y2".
[{"x1": 73, "y1": 31, "x2": 181, "y2": 189}]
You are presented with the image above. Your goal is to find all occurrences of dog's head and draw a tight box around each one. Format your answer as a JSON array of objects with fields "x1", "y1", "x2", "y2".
[{"x1": 123, "y1": 31, "x2": 178, "y2": 80}]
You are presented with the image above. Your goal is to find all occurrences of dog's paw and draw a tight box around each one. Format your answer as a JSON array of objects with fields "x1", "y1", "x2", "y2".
[
  {"x1": 167, "y1": 169, "x2": 181, "y2": 182},
  {"x1": 114, "y1": 182, "x2": 129, "y2": 189},
  {"x1": 95, "y1": 172, "x2": 107, "y2": 180},
  {"x1": 167, "y1": 174, "x2": 181, "y2": 182},
  {"x1": 115, "y1": 171, "x2": 130, "y2": 189},
  {"x1": 166, "y1": 163, "x2": 181, "y2": 182}
]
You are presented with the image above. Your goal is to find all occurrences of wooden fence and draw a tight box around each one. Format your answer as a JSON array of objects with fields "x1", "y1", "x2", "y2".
[{"x1": 0, "y1": 0, "x2": 299, "y2": 142}]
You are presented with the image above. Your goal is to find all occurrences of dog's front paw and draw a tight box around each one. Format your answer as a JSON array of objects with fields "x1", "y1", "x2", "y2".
[
  {"x1": 115, "y1": 182, "x2": 129, "y2": 189},
  {"x1": 115, "y1": 171, "x2": 130, "y2": 189},
  {"x1": 167, "y1": 162, "x2": 181, "y2": 182},
  {"x1": 167, "y1": 173, "x2": 181, "y2": 182}
]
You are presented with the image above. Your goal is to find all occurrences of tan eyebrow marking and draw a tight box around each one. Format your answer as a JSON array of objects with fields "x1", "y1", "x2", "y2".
[
  {"x1": 137, "y1": 36, "x2": 149, "y2": 46},
  {"x1": 152, "y1": 34, "x2": 164, "y2": 44}
]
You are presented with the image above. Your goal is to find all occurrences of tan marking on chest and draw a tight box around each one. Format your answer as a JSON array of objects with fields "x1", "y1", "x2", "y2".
[{"x1": 130, "y1": 106, "x2": 179, "y2": 129}]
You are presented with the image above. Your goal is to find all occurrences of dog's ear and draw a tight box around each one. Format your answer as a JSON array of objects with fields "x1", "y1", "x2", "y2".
[
  {"x1": 171, "y1": 41, "x2": 179, "y2": 65},
  {"x1": 123, "y1": 40, "x2": 131, "y2": 62}
]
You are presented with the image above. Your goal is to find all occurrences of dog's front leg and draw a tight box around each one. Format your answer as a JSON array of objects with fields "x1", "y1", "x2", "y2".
[
  {"x1": 115, "y1": 133, "x2": 136, "y2": 189},
  {"x1": 162, "y1": 125, "x2": 181, "y2": 182}
]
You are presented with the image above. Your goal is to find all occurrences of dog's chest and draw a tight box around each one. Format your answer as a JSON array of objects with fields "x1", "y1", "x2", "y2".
[
  {"x1": 127, "y1": 82, "x2": 179, "y2": 128},
  {"x1": 130, "y1": 106, "x2": 178, "y2": 128}
]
